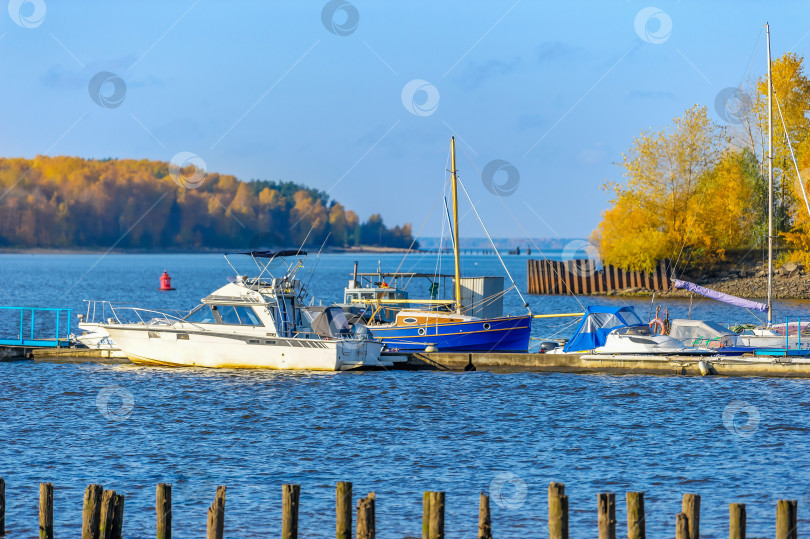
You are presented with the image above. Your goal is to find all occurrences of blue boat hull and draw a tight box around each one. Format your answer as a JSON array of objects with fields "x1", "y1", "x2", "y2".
[{"x1": 368, "y1": 315, "x2": 531, "y2": 352}]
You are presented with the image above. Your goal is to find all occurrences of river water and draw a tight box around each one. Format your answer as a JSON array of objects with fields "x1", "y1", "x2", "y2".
[{"x1": 1, "y1": 253, "x2": 809, "y2": 537}]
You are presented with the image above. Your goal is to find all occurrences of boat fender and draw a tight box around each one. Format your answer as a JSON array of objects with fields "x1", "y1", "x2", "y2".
[
  {"x1": 698, "y1": 360, "x2": 711, "y2": 376},
  {"x1": 649, "y1": 318, "x2": 666, "y2": 335},
  {"x1": 425, "y1": 345, "x2": 438, "y2": 353}
]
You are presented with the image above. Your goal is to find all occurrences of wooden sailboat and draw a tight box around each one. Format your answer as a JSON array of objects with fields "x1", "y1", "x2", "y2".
[{"x1": 356, "y1": 136, "x2": 532, "y2": 352}]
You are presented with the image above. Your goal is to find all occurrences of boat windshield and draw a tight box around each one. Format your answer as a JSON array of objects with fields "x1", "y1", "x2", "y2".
[
  {"x1": 183, "y1": 304, "x2": 263, "y2": 326},
  {"x1": 184, "y1": 305, "x2": 216, "y2": 324},
  {"x1": 581, "y1": 312, "x2": 625, "y2": 332},
  {"x1": 618, "y1": 308, "x2": 643, "y2": 326},
  {"x1": 615, "y1": 325, "x2": 653, "y2": 336}
]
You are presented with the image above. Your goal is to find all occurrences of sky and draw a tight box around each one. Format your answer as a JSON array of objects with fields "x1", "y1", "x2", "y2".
[{"x1": 1, "y1": 0, "x2": 809, "y2": 241}]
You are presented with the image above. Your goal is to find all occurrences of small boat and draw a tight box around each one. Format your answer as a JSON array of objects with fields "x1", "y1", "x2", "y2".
[
  {"x1": 736, "y1": 323, "x2": 810, "y2": 350},
  {"x1": 348, "y1": 136, "x2": 532, "y2": 352},
  {"x1": 102, "y1": 251, "x2": 387, "y2": 370},
  {"x1": 72, "y1": 300, "x2": 124, "y2": 349},
  {"x1": 337, "y1": 263, "x2": 418, "y2": 324},
  {"x1": 668, "y1": 319, "x2": 756, "y2": 356},
  {"x1": 551, "y1": 306, "x2": 711, "y2": 355}
]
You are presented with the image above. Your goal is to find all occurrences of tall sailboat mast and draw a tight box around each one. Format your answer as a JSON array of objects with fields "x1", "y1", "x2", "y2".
[
  {"x1": 766, "y1": 22, "x2": 774, "y2": 326},
  {"x1": 450, "y1": 136, "x2": 462, "y2": 315}
]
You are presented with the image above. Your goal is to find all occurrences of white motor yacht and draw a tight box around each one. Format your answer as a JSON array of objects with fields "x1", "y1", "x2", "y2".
[{"x1": 102, "y1": 251, "x2": 387, "y2": 370}]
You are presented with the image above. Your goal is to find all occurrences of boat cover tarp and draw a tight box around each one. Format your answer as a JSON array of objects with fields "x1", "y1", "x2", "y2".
[
  {"x1": 563, "y1": 306, "x2": 644, "y2": 353},
  {"x1": 669, "y1": 319, "x2": 745, "y2": 348},
  {"x1": 308, "y1": 306, "x2": 352, "y2": 339},
  {"x1": 673, "y1": 279, "x2": 767, "y2": 312}
]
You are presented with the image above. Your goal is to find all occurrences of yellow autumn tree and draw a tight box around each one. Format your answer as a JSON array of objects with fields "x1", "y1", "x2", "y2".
[
  {"x1": 594, "y1": 105, "x2": 739, "y2": 271},
  {"x1": 751, "y1": 52, "x2": 810, "y2": 236},
  {"x1": 780, "y1": 140, "x2": 810, "y2": 264}
]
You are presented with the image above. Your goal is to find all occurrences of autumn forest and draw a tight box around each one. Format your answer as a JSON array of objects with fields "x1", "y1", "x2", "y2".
[
  {"x1": 594, "y1": 52, "x2": 810, "y2": 272},
  {"x1": 0, "y1": 156, "x2": 415, "y2": 250}
]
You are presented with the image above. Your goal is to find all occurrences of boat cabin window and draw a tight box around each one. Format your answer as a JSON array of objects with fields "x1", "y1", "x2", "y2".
[
  {"x1": 208, "y1": 305, "x2": 264, "y2": 326},
  {"x1": 235, "y1": 306, "x2": 262, "y2": 325},
  {"x1": 184, "y1": 305, "x2": 217, "y2": 324},
  {"x1": 217, "y1": 305, "x2": 241, "y2": 325}
]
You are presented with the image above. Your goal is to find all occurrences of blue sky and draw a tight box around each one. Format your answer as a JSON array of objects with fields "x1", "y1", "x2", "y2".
[{"x1": 1, "y1": 0, "x2": 809, "y2": 239}]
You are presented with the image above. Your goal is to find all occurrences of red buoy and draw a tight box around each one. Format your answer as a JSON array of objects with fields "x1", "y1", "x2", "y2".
[{"x1": 159, "y1": 271, "x2": 175, "y2": 291}]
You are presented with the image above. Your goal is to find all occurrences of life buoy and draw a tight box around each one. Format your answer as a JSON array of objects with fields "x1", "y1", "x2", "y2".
[{"x1": 649, "y1": 318, "x2": 666, "y2": 335}]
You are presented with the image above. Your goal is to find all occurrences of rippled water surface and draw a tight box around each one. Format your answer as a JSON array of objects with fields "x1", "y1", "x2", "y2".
[{"x1": 1, "y1": 254, "x2": 810, "y2": 537}]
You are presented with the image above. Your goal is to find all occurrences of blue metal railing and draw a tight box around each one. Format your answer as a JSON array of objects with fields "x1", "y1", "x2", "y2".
[{"x1": 0, "y1": 306, "x2": 72, "y2": 347}]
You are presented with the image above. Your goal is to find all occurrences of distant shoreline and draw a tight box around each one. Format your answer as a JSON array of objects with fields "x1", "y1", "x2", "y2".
[{"x1": 0, "y1": 245, "x2": 417, "y2": 255}]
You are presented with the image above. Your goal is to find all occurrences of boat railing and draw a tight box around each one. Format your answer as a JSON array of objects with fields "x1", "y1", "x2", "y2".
[
  {"x1": 0, "y1": 306, "x2": 73, "y2": 347},
  {"x1": 81, "y1": 300, "x2": 136, "y2": 325},
  {"x1": 106, "y1": 306, "x2": 202, "y2": 329}
]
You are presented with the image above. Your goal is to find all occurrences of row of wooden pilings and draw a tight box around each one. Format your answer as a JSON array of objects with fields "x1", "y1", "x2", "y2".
[
  {"x1": 527, "y1": 258, "x2": 673, "y2": 295},
  {"x1": 0, "y1": 478, "x2": 801, "y2": 538}
]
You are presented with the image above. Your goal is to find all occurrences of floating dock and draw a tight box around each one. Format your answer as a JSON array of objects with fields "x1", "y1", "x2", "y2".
[
  {"x1": 7, "y1": 346, "x2": 810, "y2": 377},
  {"x1": 408, "y1": 352, "x2": 810, "y2": 377}
]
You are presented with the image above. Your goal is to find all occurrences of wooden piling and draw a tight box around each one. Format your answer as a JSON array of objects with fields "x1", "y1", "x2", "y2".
[
  {"x1": 356, "y1": 493, "x2": 375, "y2": 539},
  {"x1": 422, "y1": 492, "x2": 430, "y2": 539},
  {"x1": 282, "y1": 484, "x2": 300, "y2": 539},
  {"x1": 548, "y1": 482, "x2": 568, "y2": 539},
  {"x1": 729, "y1": 503, "x2": 745, "y2": 539},
  {"x1": 0, "y1": 477, "x2": 4, "y2": 536},
  {"x1": 39, "y1": 483, "x2": 53, "y2": 539},
  {"x1": 613, "y1": 265, "x2": 621, "y2": 291},
  {"x1": 156, "y1": 483, "x2": 171, "y2": 539},
  {"x1": 776, "y1": 499, "x2": 797, "y2": 539},
  {"x1": 571, "y1": 261, "x2": 581, "y2": 294},
  {"x1": 626, "y1": 492, "x2": 645, "y2": 539},
  {"x1": 675, "y1": 512, "x2": 690, "y2": 539},
  {"x1": 98, "y1": 489, "x2": 116, "y2": 539},
  {"x1": 82, "y1": 484, "x2": 103, "y2": 539},
  {"x1": 682, "y1": 494, "x2": 700, "y2": 539},
  {"x1": 429, "y1": 492, "x2": 445, "y2": 539},
  {"x1": 110, "y1": 495, "x2": 124, "y2": 539},
  {"x1": 597, "y1": 492, "x2": 616, "y2": 539},
  {"x1": 478, "y1": 492, "x2": 491, "y2": 539},
  {"x1": 535, "y1": 260, "x2": 543, "y2": 294},
  {"x1": 337, "y1": 481, "x2": 352, "y2": 539},
  {"x1": 206, "y1": 485, "x2": 225, "y2": 539}
]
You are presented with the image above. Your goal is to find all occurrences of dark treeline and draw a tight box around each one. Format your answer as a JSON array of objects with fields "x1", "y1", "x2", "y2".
[{"x1": 0, "y1": 156, "x2": 416, "y2": 250}]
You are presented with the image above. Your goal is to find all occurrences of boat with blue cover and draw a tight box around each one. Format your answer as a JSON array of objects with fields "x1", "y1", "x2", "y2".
[{"x1": 551, "y1": 306, "x2": 712, "y2": 355}]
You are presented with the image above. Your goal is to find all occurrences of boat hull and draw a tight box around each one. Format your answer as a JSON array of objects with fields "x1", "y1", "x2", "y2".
[
  {"x1": 367, "y1": 315, "x2": 531, "y2": 352},
  {"x1": 104, "y1": 326, "x2": 384, "y2": 371},
  {"x1": 74, "y1": 323, "x2": 116, "y2": 349}
]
